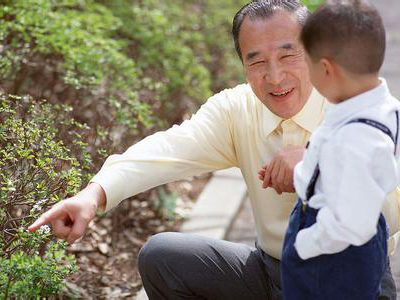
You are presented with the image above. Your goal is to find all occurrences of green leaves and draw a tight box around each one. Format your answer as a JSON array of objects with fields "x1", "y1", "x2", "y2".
[
  {"x1": 0, "y1": 0, "x2": 145, "y2": 134},
  {"x1": 301, "y1": 0, "x2": 325, "y2": 12},
  {"x1": 0, "y1": 242, "x2": 76, "y2": 298}
]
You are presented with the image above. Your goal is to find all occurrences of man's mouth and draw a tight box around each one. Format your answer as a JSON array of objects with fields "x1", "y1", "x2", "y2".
[{"x1": 269, "y1": 88, "x2": 294, "y2": 98}]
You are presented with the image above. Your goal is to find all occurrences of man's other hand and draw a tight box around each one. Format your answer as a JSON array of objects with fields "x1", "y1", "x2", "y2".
[
  {"x1": 259, "y1": 145, "x2": 304, "y2": 194},
  {"x1": 28, "y1": 183, "x2": 106, "y2": 244}
]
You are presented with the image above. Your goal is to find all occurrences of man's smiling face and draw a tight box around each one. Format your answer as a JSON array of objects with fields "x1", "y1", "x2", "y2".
[{"x1": 239, "y1": 9, "x2": 313, "y2": 119}]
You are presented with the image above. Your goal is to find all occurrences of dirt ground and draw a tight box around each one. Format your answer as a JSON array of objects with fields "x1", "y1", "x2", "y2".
[{"x1": 62, "y1": 173, "x2": 211, "y2": 299}]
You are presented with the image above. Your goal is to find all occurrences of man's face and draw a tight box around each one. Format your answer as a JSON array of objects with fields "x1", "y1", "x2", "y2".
[{"x1": 239, "y1": 10, "x2": 313, "y2": 119}]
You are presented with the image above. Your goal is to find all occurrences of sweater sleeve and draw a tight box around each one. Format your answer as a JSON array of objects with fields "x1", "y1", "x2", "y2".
[{"x1": 90, "y1": 89, "x2": 239, "y2": 211}]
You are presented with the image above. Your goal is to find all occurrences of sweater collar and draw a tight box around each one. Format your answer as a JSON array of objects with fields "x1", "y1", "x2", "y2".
[{"x1": 260, "y1": 87, "x2": 327, "y2": 137}]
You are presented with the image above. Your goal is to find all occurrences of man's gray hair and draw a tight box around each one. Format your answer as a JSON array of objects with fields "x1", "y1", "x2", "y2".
[{"x1": 232, "y1": 0, "x2": 310, "y2": 60}]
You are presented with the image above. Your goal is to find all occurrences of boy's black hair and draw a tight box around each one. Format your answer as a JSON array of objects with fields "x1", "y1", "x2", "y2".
[
  {"x1": 232, "y1": 0, "x2": 310, "y2": 61},
  {"x1": 301, "y1": 0, "x2": 385, "y2": 75}
]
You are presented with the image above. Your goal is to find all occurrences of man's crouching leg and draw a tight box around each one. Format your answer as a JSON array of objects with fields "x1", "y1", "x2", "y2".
[
  {"x1": 379, "y1": 257, "x2": 397, "y2": 300},
  {"x1": 138, "y1": 232, "x2": 270, "y2": 300}
]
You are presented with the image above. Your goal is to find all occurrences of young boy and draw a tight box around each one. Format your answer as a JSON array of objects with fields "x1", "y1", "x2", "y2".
[{"x1": 263, "y1": 0, "x2": 400, "y2": 299}]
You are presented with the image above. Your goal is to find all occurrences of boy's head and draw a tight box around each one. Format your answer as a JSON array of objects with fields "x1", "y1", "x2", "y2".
[{"x1": 300, "y1": 0, "x2": 386, "y2": 102}]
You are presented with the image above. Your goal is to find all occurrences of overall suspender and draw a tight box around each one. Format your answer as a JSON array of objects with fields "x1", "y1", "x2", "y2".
[{"x1": 301, "y1": 111, "x2": 400, "y2": 213}]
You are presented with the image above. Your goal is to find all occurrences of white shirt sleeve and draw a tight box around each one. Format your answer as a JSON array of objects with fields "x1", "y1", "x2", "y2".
[
  {"x1": 295, "y1": 123, "x2": 399, "y2": 259},
  {"x1": 90, "y1": 91, "x2": 238, "y2": 211}
]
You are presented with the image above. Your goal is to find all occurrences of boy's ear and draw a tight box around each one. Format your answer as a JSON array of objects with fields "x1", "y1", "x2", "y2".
[{"x1": 320, "y1": 58, "x2": 335, "y2": 78}]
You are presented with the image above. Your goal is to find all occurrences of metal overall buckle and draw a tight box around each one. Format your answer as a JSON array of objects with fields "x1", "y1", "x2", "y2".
[{"x1": 301, "y1": 199, "x2": 308, "y2": 213}]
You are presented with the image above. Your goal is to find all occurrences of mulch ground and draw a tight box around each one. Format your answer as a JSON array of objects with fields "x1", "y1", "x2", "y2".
[{"x1": 62, "y1": 173, "x2": 211, "y2": 299}]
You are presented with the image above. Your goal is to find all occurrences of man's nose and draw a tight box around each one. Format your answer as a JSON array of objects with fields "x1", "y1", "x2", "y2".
[{"x1": 265, "y1": 63, "x2": 285, "y2": 85}]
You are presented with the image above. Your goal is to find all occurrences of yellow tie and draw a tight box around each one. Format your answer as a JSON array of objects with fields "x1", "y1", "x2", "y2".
[{"x1": 281, "y1": 119, "x2": 307, "y2": 146}]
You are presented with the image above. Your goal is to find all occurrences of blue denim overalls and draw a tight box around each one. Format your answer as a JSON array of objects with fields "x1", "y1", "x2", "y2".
[{"x1": 281, "y1": 113, "x2": 399, "y2": 300}]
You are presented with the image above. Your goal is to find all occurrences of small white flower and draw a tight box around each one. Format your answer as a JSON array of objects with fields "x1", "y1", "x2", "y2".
[
  {"x1": 38, "y1": 225, "x2": 51, "y2": 235},
  {"x1": 33, "y1": 204, "x2": 42, "y2": 211},
  {"x1": 37, "y1": 199, "x2": 47, "y2": 205},
  {"x1": 30, "y1": 199, "x2": 47, "y2": 213},
  {"x1": 30, "y1": 204, "x2": 42, "y2": 214}
]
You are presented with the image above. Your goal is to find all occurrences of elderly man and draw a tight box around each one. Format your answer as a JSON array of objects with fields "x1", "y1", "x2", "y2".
[{"x1": 30, "y1": 1, "x2": 399, "y2": 299}]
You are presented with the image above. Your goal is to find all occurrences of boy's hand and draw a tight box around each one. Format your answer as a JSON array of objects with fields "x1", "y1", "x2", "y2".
[
  {"x1": 258, "y1": 166, "x2": 267, "y2": 182},
  {"x1": 259, "y1": 145, "x2": 304, "y2": 194},
  {"x1": 28, "y1": 183, "x2": 106, "y2": 244}
]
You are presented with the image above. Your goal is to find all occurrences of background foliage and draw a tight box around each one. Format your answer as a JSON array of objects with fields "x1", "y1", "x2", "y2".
[{"x1": 301, "y1": 0, "x2": 324, "y2": 11}]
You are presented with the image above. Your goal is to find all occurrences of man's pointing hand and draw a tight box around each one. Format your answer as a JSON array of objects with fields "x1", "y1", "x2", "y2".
[{"x1": 28, "y1": 183, "x2": 106, "y2": 244}]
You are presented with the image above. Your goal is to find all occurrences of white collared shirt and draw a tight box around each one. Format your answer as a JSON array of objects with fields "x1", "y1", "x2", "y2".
[{"x1": 294, "y1": 79, "x2": 400, "y2": 260}]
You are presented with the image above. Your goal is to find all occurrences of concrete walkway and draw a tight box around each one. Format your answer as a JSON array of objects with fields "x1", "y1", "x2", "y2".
[{"x1": 227, "y1": 1, "x2": 400, "y2": 298}]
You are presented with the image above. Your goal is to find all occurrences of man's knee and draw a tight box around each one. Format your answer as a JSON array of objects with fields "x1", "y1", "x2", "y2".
[{"x1": 138, "y1": 232, "x2": 181, "y2": 276}]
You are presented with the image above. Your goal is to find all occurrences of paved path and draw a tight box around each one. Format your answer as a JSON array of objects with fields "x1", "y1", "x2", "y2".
[{"x1": 227, "y1": 1, "x2": 400, "y2": 298}]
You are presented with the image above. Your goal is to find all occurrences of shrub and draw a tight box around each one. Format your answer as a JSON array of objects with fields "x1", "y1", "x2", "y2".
[
  {"x1": 94, "y1": 0, "x2": 248, "y2": 127},
  {"x1": 0, "y1": 0, "x2": 150, "y2": 130},
  {"x1": 0, "y1": 240, "x2": 76, "y2": 298},
  {"x1": 0, "y1": 0, "x2": 149, "y2": 175},
  {"x1": 0, "y1": 93, "x2": 91, "y2": 298}
]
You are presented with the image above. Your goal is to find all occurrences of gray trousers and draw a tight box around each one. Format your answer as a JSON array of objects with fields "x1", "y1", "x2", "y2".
[{"x1": 138, "y1": 232, "x2": 396, "y2": 300}]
